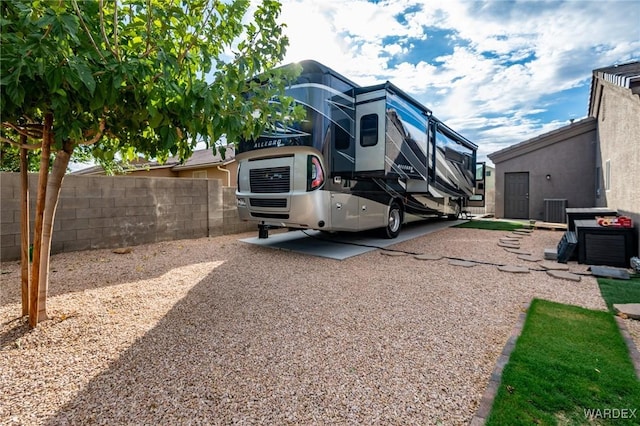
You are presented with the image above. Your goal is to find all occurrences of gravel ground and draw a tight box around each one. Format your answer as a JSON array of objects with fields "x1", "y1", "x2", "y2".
[{"x1": 0, "y1": 226, "x2": 630, "y2": 425}]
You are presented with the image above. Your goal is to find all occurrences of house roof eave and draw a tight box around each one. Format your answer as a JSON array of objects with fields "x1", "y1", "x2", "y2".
[
  {"x1": 171, "y1": 158, "x2": 236, "y2": 171},
  {"x1": 488, "y1": 117, "x2": 597, "y2": 164}
]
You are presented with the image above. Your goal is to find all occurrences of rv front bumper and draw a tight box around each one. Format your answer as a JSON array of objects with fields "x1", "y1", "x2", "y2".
[{"x1": 236, "y1": 190, "x2": 331, "y2": 230}]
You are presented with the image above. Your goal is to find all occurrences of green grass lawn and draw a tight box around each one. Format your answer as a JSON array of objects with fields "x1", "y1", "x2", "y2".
[
  {"x1": 454, "y1": 220, "x2": 524, "y2": 231},
  {"x1": 598, "y1": 276, "x2": 640, "y2": 313},
  {"x1": 486, "y1": 299, "x2": 640, "y2": 425}
]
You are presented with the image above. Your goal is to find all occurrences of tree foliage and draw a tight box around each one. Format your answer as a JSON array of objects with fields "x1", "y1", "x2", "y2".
[
  {"x1": 0, "y1": 143, "x2": 44, "y2": 171},
  {"x1": 0, "y1": 0, "x2": 302, "y2": 326},
  {"x1": 1, "y1": 0, "x2": 302, "y2": 161}
]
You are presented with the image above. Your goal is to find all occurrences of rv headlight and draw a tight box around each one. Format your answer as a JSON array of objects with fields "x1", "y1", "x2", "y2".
[
  {"x1": 307, "y1": 155, "x2": 325, "y2": 191},
  {"x1": 237, "y1": 198, "x2": 247, "y2": 207}
]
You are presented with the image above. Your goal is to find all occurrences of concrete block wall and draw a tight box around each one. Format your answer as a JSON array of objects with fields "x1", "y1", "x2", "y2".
[
  {"x1": 223, "y1": 187, "x2": 256, "y2": 235},
  {"x1": 0, "y1": 173, "x2": 252, "y2": 261}
]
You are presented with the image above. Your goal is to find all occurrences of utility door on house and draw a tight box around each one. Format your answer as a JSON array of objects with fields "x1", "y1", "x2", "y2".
[{"x1": 504, "y1": 172, "x2": 529, "y2": 219}]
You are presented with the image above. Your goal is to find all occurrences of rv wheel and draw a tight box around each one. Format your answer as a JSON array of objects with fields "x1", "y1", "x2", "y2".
[{"x1": 383, "y1": 202, "x2": 403, "y2": 239}]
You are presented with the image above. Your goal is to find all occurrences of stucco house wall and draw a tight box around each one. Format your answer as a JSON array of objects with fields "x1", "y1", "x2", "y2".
[
  {"x1": 176, "y1": 161, "x2": 238, "y2": 186},
  {"x1": 484, "y1": 166, "x2": 495, "y2": 215},
  {"x1": 489, "y1": 118, "x2": 597, "y2": 220},
  {"x1": 590, "y1": 64, "x2": 640, "y2": 254},
  {"x1": 130, "y1": 167, "x2": 178, "y2": 178}
]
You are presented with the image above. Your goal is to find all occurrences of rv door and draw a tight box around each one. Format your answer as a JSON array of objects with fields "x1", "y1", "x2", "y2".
[{"x1": 355, "y1": 90, "x2": 386, "y2": 173}]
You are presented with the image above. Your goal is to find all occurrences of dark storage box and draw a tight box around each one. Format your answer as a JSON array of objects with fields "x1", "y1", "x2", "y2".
[
  {"x1": 557, "y1": 231, "x2": 577, "y2": 264},
  {"x1": 566, "y1": 208, "x2": 618, "y2": 232},
  {"x1": 574, "y1": 220, "x2": 637, "y2": 268}
]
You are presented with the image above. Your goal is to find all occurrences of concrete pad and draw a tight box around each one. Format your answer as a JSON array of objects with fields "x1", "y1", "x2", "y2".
[
  {"x1": 518, "y1": 254, "x2": 543, "y2": 262},
  {"x1": 414, "y1": 254, "x2": 443, "y2": 261},
  {"x1": 614, "y1": 304, "x2": 640, "y2": 320},
  {"x1": 538, "y1": 261, "x2": 570, "y2": 271},
  {"x1": 546, "y1": 270, "x2": 581, "y2": 282},
  {"x1": 498, "y1": 265, "x2": 530, "y2": 273},
  {"x1": 449, "y1": 259, "x2": 478, "y2": 267},
  {"x1": 240, "y1": 219, "x2": 466, "y2": 260}
]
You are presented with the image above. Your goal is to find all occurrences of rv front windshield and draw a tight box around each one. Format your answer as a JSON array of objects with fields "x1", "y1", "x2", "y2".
[{"x1": 238, "y1": 84, "x2": 325, "y2": 154}]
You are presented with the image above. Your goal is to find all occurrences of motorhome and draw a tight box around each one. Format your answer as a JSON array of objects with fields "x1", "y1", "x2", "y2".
[{"x1": 236, "y1": 60, "x2": 478, "y2": 239}]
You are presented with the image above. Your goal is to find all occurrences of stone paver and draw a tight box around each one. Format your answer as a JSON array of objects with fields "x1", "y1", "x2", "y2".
[
  {"x1": 537, "y1": 261, "x2": 570, "y2": 271},
  {"x1": 414, "y1": 254, "x2": 443, "y2": 261},
  {"x1": 517, "y1": 254, "x2": 543, "y2": 262},
  {"x1": 590, "y1": 266, "x2": 630, "y2": 280},
  {"x1": 503, "y1": 248, "x2": 531, "y2": 255},
  {"x1": 498, "y1": 265, "x2": 530, "y2": 273},
  {"x1": 500, "y1": 238, "x2": 520, "y2": 243},
  {"x1": 546, "y1": 270, "x2": 581, "y2": 282},
  {"x1": 498, "y1": 242, "x2": 520, "y2": 249},
  {"x1": 614, "y1": 304, "x2": 640, "y2": 320},
  {"x1": 449, "y1": 259, "x2": 478, "y2": 267},
  {"x1": 381, "y1": 251, "x2": 407, "y2": 256},
  {"x1": 543, "y1": 248, "x2": 558, "y2": 260}
]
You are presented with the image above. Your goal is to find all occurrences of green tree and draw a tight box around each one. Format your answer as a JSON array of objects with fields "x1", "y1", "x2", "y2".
[
  {"x1": 1, "y1": 142, "x2": 95, "y2": 172},
  {"x1": 0, "y1": 0, "x2": 302, "y2": 327}
]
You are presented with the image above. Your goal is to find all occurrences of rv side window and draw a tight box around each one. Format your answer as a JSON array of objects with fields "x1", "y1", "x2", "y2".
[{"x1": 360, "y1": 114, "x2": 378, "y2": 147}]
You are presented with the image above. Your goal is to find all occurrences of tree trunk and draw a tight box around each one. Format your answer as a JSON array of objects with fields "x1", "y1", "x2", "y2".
[
  {"x1": 36, "y1": 144, "x2": 73, "y2": 324},
  {"x1": 20, "y1": 138, "x2": 30, "y2": 317},
  {"x1": 29, "y1": 113, "x2": 52, "y2": 328}
]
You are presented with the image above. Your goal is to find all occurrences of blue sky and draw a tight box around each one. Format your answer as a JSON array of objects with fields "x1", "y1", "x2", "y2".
[{"x1": 276, "y1": 0, "x2": 640, "y2": 164}]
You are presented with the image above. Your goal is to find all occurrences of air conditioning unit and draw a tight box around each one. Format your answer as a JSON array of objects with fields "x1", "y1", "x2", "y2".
[{"x1": 544, "y1": 199, "x2": 567, "y2": 223}]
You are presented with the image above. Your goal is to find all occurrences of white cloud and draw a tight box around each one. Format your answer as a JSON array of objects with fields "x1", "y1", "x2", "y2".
[{"x1": 276, "y1": 0, "x2": 639, "y2": 158}]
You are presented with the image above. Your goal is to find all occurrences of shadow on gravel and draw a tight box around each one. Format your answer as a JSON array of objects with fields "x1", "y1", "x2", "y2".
[
  {"x1": 44, "y1": 240, "x2": 458, "y2": 424},
  {"x1": 44, "y1": 251, "x2": 344, "y2": 424}
]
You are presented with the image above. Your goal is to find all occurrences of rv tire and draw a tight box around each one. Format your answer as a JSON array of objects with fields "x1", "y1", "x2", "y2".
[{"x1": 383, "y1": 201, "x2": 403, "y2": 239}]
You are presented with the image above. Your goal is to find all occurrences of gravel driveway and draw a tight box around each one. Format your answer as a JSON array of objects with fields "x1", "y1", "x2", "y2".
[{"x1": 0, "y1": 227, "x2": 616, "y2": 424}]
